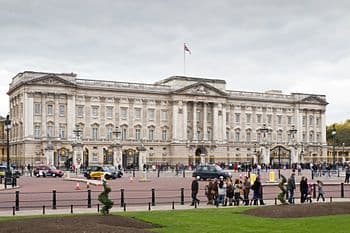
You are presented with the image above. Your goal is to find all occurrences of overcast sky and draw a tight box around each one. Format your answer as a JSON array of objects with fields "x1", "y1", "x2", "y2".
[{"x1": 1, "y1": 0, "x2": 349, "y2": 124}]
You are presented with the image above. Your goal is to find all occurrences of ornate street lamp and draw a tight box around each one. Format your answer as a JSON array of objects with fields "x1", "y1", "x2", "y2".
[
  {"x1": 4, "y1": 115, "x2": 12, "y2": 186},
  {"x1": 331, "y1": 124, "x2": 336, "y2": 166},
  {"x1": 259, "y1": 124, "x2": 269, "y2": 142}
]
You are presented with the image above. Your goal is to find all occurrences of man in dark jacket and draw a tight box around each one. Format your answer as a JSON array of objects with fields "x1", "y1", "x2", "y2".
[
  {"x1": 191, "y1": 176, "x2": 200, "y2": 206},
  {"x1": 300, "y1": 176, "x2": 308, "y2": 203},
  {"x1": 287, "y1": 173, "x2": 296, "y2": 204}
]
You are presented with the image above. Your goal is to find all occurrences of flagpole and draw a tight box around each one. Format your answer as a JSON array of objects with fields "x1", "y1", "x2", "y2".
[{"x1": 183, "y1": 43, "x2": 186, "y2": 75}]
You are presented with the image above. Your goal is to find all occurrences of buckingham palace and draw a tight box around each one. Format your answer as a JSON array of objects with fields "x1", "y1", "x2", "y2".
[{"x1": 7, "y1": 71, "x2": 328, "y2": 169}]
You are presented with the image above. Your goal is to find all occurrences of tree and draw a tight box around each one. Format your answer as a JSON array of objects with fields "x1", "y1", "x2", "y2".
[
  {"x1": 326, "y1": 120, "x2": 350, "y2": 146},
  {"x1": 98, "y1": 180, "x2": 114, "y2": 215}
]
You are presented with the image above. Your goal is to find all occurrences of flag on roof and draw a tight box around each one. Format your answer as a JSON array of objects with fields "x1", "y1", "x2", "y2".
[{"x1": 184, "y1": 43, "x2": 191, "y2": 54}]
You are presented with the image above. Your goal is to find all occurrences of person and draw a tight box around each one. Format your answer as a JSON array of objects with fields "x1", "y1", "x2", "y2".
[
  {"x1": 316, "y1": 180, "x2": 325, "y2": 202},
  {"x1": 233, "y1": 179, "x2": 242, "y2": 206},
  {"x1": 205, "y1": 180, "x2": 215, "y2": 204},
  {"x1": 243, "y1": 176, "x2": 251, "y2": 206},
  {"x1": 225, "y1": 178, "x2": 234, "y2": 206},
  {"x1": 216, "y1": 176, "x2": 226, "y2": 207},
  {"x1": 297, "y1": 164, "x2": 302, "y2": 176},
  {"x1": 27, "y1": 164, "x2": 32, "y2": 177},
  {"x1": 191, "y1": 176, "x2": 200, "y2": 206},
  {"x1": 306, "y1": 182, "x2": 313, "y2": 203},
  {"x1": 300, "y1": 176, "x2": 308, "y2": 203},
  {"x1": 345, "y1": 165, "x2": 350, "y2": 184},
  {"x1": 287, "y1": 172, "x2": 296, "y2": 204},
  {"x1": 251, "y1": 176, "x2": 263, "y2": 205}
]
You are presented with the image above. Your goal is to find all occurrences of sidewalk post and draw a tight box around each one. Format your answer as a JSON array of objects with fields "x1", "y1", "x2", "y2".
[
  {"x1": 341, "y1": 183, "x2": 344, "y2": 198},
  {"x1": 52, "y1": 190, "x2": 57, "y2": 209},
  {"x1": 87, "y1": 190, "x2": 91, "y2": 208},
  {"x1": 313, "y1": 183, "x2": 316, "y2": 199},
  {"x1": 183, "y1": 169, "x2": 185, "y2": 178},
  {"x1": 120, "y1": 189, "x2": 125, "y2": 207},
  {"x1": 180, "y1": 188, "x2": 184, "y2": 205},
  {"x1": 15, "y1": 191, "x2": 19, "y2": 211},
  {"x1": 151, "y1": 188, "x2": 156, "y2": 206}
]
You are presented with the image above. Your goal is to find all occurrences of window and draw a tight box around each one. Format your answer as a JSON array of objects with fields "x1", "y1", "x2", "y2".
[
  {"x1": 287, "y1": 116, "x2": 292, "y2": 125},
  {"x1": 106, "y1": 106, "x2": 113, "y2": 118},
  {"x1": 257, "y1": 114, "x2": 262, "y2": 123},
  {"x1": 207, "y1": 112, "x2": 212, "y2": 122},
  {"x1": 121, "y1": 128, "x2": 127, "y2": 140},
  {"x1": 77, "y1": 105, "x2": 84, "y2": 118},
  {"x1": 47, "y1": 125, "x2": 54, "y2": 137},
  {"x1": 92, "y1": 127, "x2": 98, "y2": 140},
  {"x1": 34, "y1": 103, "x2": 41, "y2": 115},
  {"x1": 277, "y1": 131, "x2": 282, "y2": 143},
  {"x1": 106, "y1": 127, "x2": 113, "y2": 140},
  {"x1": 135, "y1": 128, "x2": 141, "y2": 140},
  {"x1": 235, "y1": 113, "x2": 240, "y2": 123},
  {"x1": 149, "y1": 129, "x2": 154, "y2": 141},
  {"x1": 34, "y1": 125, "x2": 41, "y2": 138},
  {"x1": 302, "y1": 132, "x2": 306, "y2": 142},
  {"x1": 161, "y1": 110, "x2": 168, "y2": 121},
  {"x1": 235, "y1": 131, "x2": 240, "y2": 142},
  {"x1": 267, "y1": 115, "x2": 272, "y2": 124},
  {"x1": 302, "y1": 116, "x2": 306, "y2": 126},
  {"x1": 197, "y1": 130, "x2": 201, "y2": 140},
  {"x1": 59, "y1": 125, "x2": 66, "y2": 139},
  {"x1": 309, "y1": 132, "x2": 314, "y2": 142},
  {"x1": 59, "y1": 104, "x2": 65, "y2": 117},
  {"x1": 92, "y1": 106, "x2": 99, "y2": 117},
  {"x1": 316, "y1": 117, "x2": 320, "y2": 126},
  {"x1": 316, "y1": 133, "x2": 320, "y2": 142},
  {"x1": 196, "y1": 110, "x2": 201, "y2": 122},
  {"x1": 257, "y1": 132, "x2": 261, "y2": 142},
  {"x1": 246, "y1": 113, "x2": 251, "y2": 123},
  {"x1": 277, "y1": 115, "x2": 282, "y2": 125},
  {"x1": 226, "y1": 130, "x2": 230, "y2": 140},
  {"x1": 309, "y1": 116, "x2": 314, "y2": 126},
  {"x1": 134, "y1": 108, "x2": 141, "y2": 120},
  {"x1": 246, "y1": 131, "x2": 251, "y2": 142},
  {"x1": 226, "y1": 112, "x2": 229, "y2": 124},
  {"x1": 148, "y1": 109, "x2": 155, "y2": 121},
  {"x1": 92, "y1": 153, "x2": 98, "y2": 162},
  {"x1": 47, "y1": 104, "x2": 53, "y2": 116},
  {"x1": 207, "y1": 128, "x2": 212, "y2": 140},
  {"x1": 121, "y1": 107, "x2": 128, "y2": 119},
  {"x1": 162, "y1": 130, "x2": 167, "y2": 141}
]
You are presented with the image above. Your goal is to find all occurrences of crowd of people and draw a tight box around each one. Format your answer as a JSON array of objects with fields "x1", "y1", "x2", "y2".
[{"x1": 191, "y1": 175, "x2": 265, "y2": 207}]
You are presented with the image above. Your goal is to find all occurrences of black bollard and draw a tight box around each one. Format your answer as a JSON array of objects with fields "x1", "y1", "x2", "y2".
[
  {"x1": 43, "y1": 205, "x2": 46, "y2": 215},
  {"x1": 123, "y1": 203, "x2": 126, "y2": 212},
  {"x1": 313, "y1": 183, "x2": 316, "y2": 199},
  {"x1": 97, "y1": 204, "x2": 100, "y2": 213},
  {"x1": 133, "y1": 169, "x2": 135, "y2": 178},
  {"x1": 151, "y1": 189, "x2": 156, "y2": 206},
  {"x1": 157, "y1": 169, "x2": 160, "y2": 178},
  {"x1": 180, "y1": 188, "x2": 184, "y2": 205},
  {"x1": 87, "y1": 190, "x2": 91, "y2": 208},
  {"x1": 71, "y1": 205, "x2": 73, "y2": 214},
  {"x1": 172, "y1": 201, "x2": 175, "y2": 210},
  {"x1": 182, "y1": 169, "x2": 185, "y2": 178},
  {"x1": 341, "y1": 183, "x2": 345, "y2": 198},
  {"x1": 148, "y1": 202, "x2": 151, "y2": 211},
  {"x1": 120, "y1": 189, "x2": 125, "y2": 207},
  {"x1": 12, "y1": 206, "x2": 15, "y2": 216},
  {"x1": 52, "y1": 190, "x2": 57, "y2": 210},
  {"x1": 274, "y1": 198, "x2": 277, "y2": 205}
]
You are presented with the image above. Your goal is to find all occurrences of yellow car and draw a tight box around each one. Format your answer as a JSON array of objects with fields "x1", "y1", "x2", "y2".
[
  {"x1": 0, "y1": 166, "x2": 6, "y2": 177},
  {"x1": 84, "y1": 165, "x2": 118, "y2": 180}
]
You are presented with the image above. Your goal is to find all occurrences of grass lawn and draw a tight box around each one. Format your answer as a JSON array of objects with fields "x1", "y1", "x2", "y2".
[{"x1": 120, "y1": 207, "x2": 350, "y2": 233}]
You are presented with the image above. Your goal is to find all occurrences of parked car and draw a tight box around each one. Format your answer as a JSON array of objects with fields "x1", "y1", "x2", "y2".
[
  {"x1": 84, "y1": 165, "x2": 122, "y2": 180},
  {"x1": 34, "y1": 165, "x2": 64, "y2": 177},
  {"x1": 0, "y1": 165, "x2": 21, "y2": 178},
  {"x1": 192, "y1": 164, "x2": 232, "y2": 180}
]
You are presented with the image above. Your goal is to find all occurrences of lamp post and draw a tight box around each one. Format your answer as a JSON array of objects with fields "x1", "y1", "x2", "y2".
[
  {"x1": 331, "y1": 124, "x2": 336, "y2": 167},
  {"x1": 342, "y1": 142, "x2": 345, "y2": 165},
  {"x1": 4, "y1": 115, "x2": 12, "y2": 186}
]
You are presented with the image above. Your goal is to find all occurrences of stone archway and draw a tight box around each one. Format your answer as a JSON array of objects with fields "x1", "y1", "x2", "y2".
[
  {"x1": 195, "y1": 146, "x2": 208, "y2": 165},
  {"x1": 122, "y1": 148, "x2": 139, "y2": 170}
]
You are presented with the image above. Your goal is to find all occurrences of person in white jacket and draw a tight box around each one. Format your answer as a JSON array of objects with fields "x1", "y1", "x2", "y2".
[{"x1": 216, "y1": 176, "x2": 227, "y2": 207}]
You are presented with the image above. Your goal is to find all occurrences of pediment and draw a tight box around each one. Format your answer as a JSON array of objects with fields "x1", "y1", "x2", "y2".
[
  {"x1": 300, "y1": 96, "x2": 328, "y2": 105},
  {"x1": 172, "y1": 82, "x2": 227, "y2": 97},
  {"x1": 26, "y1": 74, "x2": 76, "y2": 87}
]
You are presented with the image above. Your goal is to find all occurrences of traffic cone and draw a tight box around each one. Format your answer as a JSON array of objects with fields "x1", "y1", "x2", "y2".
[
  {"x1": 86, "y1": 181, "x2": 90, "y2": 189},
  {"x1": 75, "y1": 182, "x2": 80, "y2": 190},
  {"x1": 129, "y1": 176, "x2": 133, "y2": 183}
]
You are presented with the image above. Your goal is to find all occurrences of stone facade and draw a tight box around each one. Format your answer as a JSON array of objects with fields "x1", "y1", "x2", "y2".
[{"x1": 7, "y1": 71, "x2": 329, "y2": 168}]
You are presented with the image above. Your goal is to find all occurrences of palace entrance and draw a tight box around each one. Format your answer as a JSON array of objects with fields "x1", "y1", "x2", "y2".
[
  {"x1": 122, "y1": 149, "x2": 139, "y2": 170},
  {"x1": 270, "y1": 145, "x2": 291, "y2": 168},
  {"x1": 195, "y1": 146, "x2": 207, "y2": 165},
  {"x1": 103, "y1": 148, "x2": 113, "y2": 165}
]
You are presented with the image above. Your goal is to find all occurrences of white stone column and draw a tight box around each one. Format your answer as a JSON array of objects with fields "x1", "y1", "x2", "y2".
[
  {"x1": 183, "y1": 102, "x2": 188, "y2": 141},
  {"x1": 203, "y1": 103, "x2": 208, "y2": 140},
  {"x1": 139, "y1": 150, "x2": 147, "y2": 171},
  {"x1": 112, "y1": 144, "x2": 122, "y2": 168},
  {"x1": 262, "y1": 146, "x2": 270, "y2": 165},
  {"x1": 72, "y1": 143, "x2": 83, "y2": 169},
  {"x1": 67, "y1": 95, "x2": 76, "y2": 140},
  {"x1": 193, "y1": 102, "x2": 197, "y2": 140},
  {"x1": 213, "y1": 103, "x2": 218, "y2": 141},
  {"x1": 45, "y1": 149, "x2": 54, "y2": 165},
  {"x1": 24, "y1": 93, "x2": 33, "y2": 138},
  {"x1": 41, "y1": 95, "x2": 46, "y2": 137},
  {"x1": 320, "y1": 110, "x2": 326, "y2": 144},
  {"x1": 172, "y1": 101, "x2": 178, "y2": 141},
  {"x1": 290, "y1": 147, "x2": 297, "y2": 164},
  {"x1": 222, "y1": 104, "x2": 227, "y2": 142}
]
